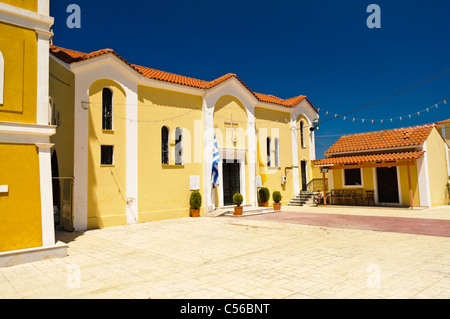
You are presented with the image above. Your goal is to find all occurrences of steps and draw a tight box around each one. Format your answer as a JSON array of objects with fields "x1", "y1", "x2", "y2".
[
  {"x1": 204, "y1": 205, "x2": 277, "y2": 218},
  {"x1": 288, "y1": 192, "x2": 315, "y2": 206}
]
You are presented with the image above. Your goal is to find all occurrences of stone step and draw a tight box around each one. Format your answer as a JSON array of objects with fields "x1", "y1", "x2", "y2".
[{"x1": 204, "y1": 205, "x2": 278, "y2": 218}]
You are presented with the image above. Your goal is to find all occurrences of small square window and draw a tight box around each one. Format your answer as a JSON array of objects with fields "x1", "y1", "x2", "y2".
[
  {"x1": 344, "y1": 168, "x2": 362, "y2": 186},
  {"x1": 101, "y1": 145, "x2": 114, "y2": 165}
]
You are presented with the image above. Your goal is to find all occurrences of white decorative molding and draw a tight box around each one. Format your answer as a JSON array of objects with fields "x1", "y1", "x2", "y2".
[
  {"x1": 0, "y1": 185, "x2": 8, "y2": 193},
  {"x1": 0, "y1": 121, "x2": 56, "y2": 136},
  {"x1": 0, "y1": 2, "x2": 54, "y2": 35}
]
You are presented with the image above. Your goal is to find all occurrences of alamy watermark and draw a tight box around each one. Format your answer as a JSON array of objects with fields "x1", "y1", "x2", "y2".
[
  {"x1": 366, "y1": 4, "x2": 381, "y2": 29},
  {"x1": 66, "y1": 4, "x2": 81, "y2": 29}
]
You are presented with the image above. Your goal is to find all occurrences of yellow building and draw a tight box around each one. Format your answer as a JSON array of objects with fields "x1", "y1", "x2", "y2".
[
  {"x1": 49, "y1": 45, "x2": 319, "y2": 231},
  {"x1": 0, "y1": 0, "x2": 67, "y2": 266},
  {"x1": 315, "y1": 124, "x2": 449, "y2": 208}
]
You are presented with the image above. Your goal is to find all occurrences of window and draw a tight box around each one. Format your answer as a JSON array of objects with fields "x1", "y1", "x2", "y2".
[
  {"x1": 161, "y1": 126, "x2": 169, "y2": 164},
  {"x1": 344, "y1": 169, "x2": 362, "y2": 186},
  {"x1": 175, "y1": 127, "x2": 183, "y2": 165},
  {"x1": 274, "y1": 138, "x2": 280, "y2": 167},
  {"x1": 102, "y1": 88, "x2": 113, "y2": 130},
  {"x1": 266, "y1": 137, "x2": 271, "y2": 167},
  {"x1": 101, "y1": 145, "x2": 114, "y2": 165},
  {"x1": 300, "y1": 121, "x2": 305, "y2": 148},
  {"x1": 0, "y1": 50, "x2": 4, "y2": 105}
]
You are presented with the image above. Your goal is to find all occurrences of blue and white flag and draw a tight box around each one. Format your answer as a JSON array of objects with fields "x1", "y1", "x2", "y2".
[{"x1": 211, "y1": 134, "x2": 220, "y2": 189}]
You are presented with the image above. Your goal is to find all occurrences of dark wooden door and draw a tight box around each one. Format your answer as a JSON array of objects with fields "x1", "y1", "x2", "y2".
[
  {"x1": 223, "y1": 160, "x2": 240, "y2": 206},
  {"x1": 301, "y1": 161, "x2": 308, "y2": 191},
  {"x1": 376, "y1": 167, "x2": 399, "y2": 203}
]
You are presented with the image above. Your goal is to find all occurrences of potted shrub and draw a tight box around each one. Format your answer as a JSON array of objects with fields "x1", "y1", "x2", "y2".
[
  {"x1": 272, "y1": 191, "x2": 282, "y2": 211},
  {"x1": 233, "y1": 193, "x2": 244, "y2": 215},
  {"x1": 189, "y1": 191, "x2": 202, "y2": 217},
  {"x1": 258, "y1": 187, "x2": 270, "y2": 207}
]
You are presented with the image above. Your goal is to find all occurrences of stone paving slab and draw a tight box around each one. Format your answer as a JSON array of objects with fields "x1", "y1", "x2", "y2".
[
  {"x1": 242, "y1": 211, "x2": 450, "y2": 238},
  {"x1": 0, "y1": 205, "x2": 449, "y2": 299}
]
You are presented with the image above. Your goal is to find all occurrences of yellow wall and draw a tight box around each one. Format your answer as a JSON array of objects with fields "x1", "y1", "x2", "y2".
[
  {"x1": 0, "y1": 143, "x2": 42, "y2": 252},
  {"x1": 0, "y1": 0, "x2": 38, "y2": 12},
  {"x1": 255, "y1": 107, "x2": 293, "y2": 204},
  {"x1": 87, "y1": 80, "x2": 127, "y2": 229},
  {"x1": 426, "y1": 128, "x2": 448, "y2": 206},
  {"x1": 49, "y1": 58, "x2": 75, "y2": 179},
  {"x1": 0, "y1": 22, "x2": 37, "y2": 124},
  {"x1": 138, "y1": 86, "x2": 203, "y2": 221}
]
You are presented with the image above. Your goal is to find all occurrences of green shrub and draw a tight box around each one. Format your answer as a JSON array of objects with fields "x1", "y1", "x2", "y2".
[
  {"x1": 189, "y1": 191, "x2": 202, "y2": 209},
  {"x1": 233, "y1": 193, "x2": 243, "y2": 207},
  {"x1": 272, "y1": 191, "x2": 282, "y2": 203},
  {"x1": 258, "y1": 187, "x2": 270, "y2": 203}
]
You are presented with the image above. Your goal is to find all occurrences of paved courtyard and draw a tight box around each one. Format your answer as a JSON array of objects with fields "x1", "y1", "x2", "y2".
[{"x1": 1, "y1": 205, "x2": 450, "y2": 299}]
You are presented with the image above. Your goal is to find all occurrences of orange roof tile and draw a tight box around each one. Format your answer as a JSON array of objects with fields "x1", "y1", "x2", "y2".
[
  {"x1": 315, "y1": 151, "x2": 425, "y2": 166},
  {"x1": 324, "y1": 125, "x2": 434, "y2": 154},
  {"x1": 437, "y1": 119, "x2": 450, "y2": 125},
  {"x1": 49, "y1": 44, "x2": 317, "y2": 112}
]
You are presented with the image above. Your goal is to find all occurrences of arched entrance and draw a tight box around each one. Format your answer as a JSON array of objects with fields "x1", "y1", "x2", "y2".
[{"x1": 213, "y1": 95, "x2": 248, "y2": 207}]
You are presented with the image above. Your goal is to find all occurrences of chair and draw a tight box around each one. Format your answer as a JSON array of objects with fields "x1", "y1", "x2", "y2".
[
  {"x1": 353, "y1": 189, "x2": 363, "y2": 205},
  {"x1": 366, "y1": 190, "x2": 375, "y2": 206},
  {"x1": 329, "y1": 189, "x2": 337, "y2": 205},
  {"x1": 334, "y1": 189, "x2": 344, "y2": 205},
  {"x1": 342, "y1": 190, "x2": 353, "y2": 205}
]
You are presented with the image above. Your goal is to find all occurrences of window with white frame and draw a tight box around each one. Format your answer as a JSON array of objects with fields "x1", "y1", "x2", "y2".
[
  {"x1": 266, "y1": 137, "x2": 271, "y2": 167},
  {"x1": 102, "y1": 88, "x2": 113, "y2": 130},
  {"x1": 300, "y1": 121, "x2": 305, "y2": 148},
  {"x1": 175, "y1": 127, "x2": 183, "y2": 165},
  {"x1": 161, "y1": 126, "x2": 170, "y2": 164},
  {"x1": 274, "y1": 138, "x2": 280, "y2": 167},
  {"x1": 344, "y1": 168, "x2": 362, "y2": 186},
  {"x1": 101, "y1": 145, "x2": 114, "y2": 165}
]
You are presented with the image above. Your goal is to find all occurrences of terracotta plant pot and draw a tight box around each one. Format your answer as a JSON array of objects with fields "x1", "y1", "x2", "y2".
[
  {"x1": 260, "y1": 202, "x2": 269, "y2": 207},
  {"x1": 191, "y1": 209, "x2": 200, "y2": 217},
  {"x1": 234, "y1": 206, "x2": 243, "y2": 215},
  {"x1": 273, "y1": 202, "x2": 281, "y2": 211}
]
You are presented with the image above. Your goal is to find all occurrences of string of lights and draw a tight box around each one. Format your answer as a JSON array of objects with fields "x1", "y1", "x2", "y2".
[
  {"x1": 316, "y1": 99, "x2": 447, "y2": 124},
  {"x1": 82, "y1": 98, "x2": 447, "y2": 128}
]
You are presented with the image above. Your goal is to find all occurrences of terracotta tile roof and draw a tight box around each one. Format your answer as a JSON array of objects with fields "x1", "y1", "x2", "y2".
[
  {"x1": 325, "y1": 124, "x2": 434, "y2": 154},
  {"x1": 49, "y1": 44, "x2": 317, "y2": 112},
  {"x1": 437, "y1": 119, "x2": 450, "y2": 125},
  {"x1": 315, "y1": 151, "x2": 425, "y2": 166}
]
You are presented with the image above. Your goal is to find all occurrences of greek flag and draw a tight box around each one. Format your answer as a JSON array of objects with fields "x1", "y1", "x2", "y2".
[{"x1": 211, "y1": 134, "x2": 220, "y2": 189}]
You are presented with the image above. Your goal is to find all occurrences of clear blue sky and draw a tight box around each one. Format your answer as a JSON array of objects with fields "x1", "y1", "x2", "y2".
[{"x1": 50, "y1": 0, "x2": 450, "y2": 158}]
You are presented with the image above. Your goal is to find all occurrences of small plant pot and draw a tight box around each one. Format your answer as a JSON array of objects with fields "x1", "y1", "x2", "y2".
[
  {"x1": 191, "y1": 209, "x2": 200, "y2": 217},
  {"x1": 273, "y1": 202, "x2": 281, "y2": 211},
  {"x1": 260, "y1": 202, "x2": 269, "y2": 207},
  {"x1": 234, "y1": 206, "x2": 243, "y2": 215}
]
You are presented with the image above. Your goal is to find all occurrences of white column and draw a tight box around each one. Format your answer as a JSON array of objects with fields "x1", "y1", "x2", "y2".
[
  {"x1": 417, "y1": 142, "x2": 431, "y2": 207},
  {"x1": 36, "y1": 143, "x2": 55, "y2": 247},
  {"x1": 73, "y1": 82, "x2": 89, "y2": 231},
  {"x1": 202, "y1": 97, "x2": 215, "y2": 211},
  {"x1": 36, "y1": 30, "x2": 53, "y2": 125},
  {"x1": 290, "y1": 116, "x2": 300, "y2": 194},
  {"x1": 247, "y1": 105, "x2": 257, "y2": 206},
  {"x1": 126, "y1": 85, "x2": 139, "y2": 224}
]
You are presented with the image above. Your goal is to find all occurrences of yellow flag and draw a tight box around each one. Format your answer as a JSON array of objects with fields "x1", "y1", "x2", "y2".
[{"x1": 257, "y1": 138, "x2": 268, "y2": 184}]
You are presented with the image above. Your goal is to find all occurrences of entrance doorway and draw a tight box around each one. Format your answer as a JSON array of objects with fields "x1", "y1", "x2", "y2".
[
  {"x1": 301, "y1": 161, "x2": 308, "y2": 191},
  {"x1": 376, "y1": 167, "x2": 399, "y2": 203},
  {"x1": 223, "y1": 160, "x2": 240, "y2": 206}
]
